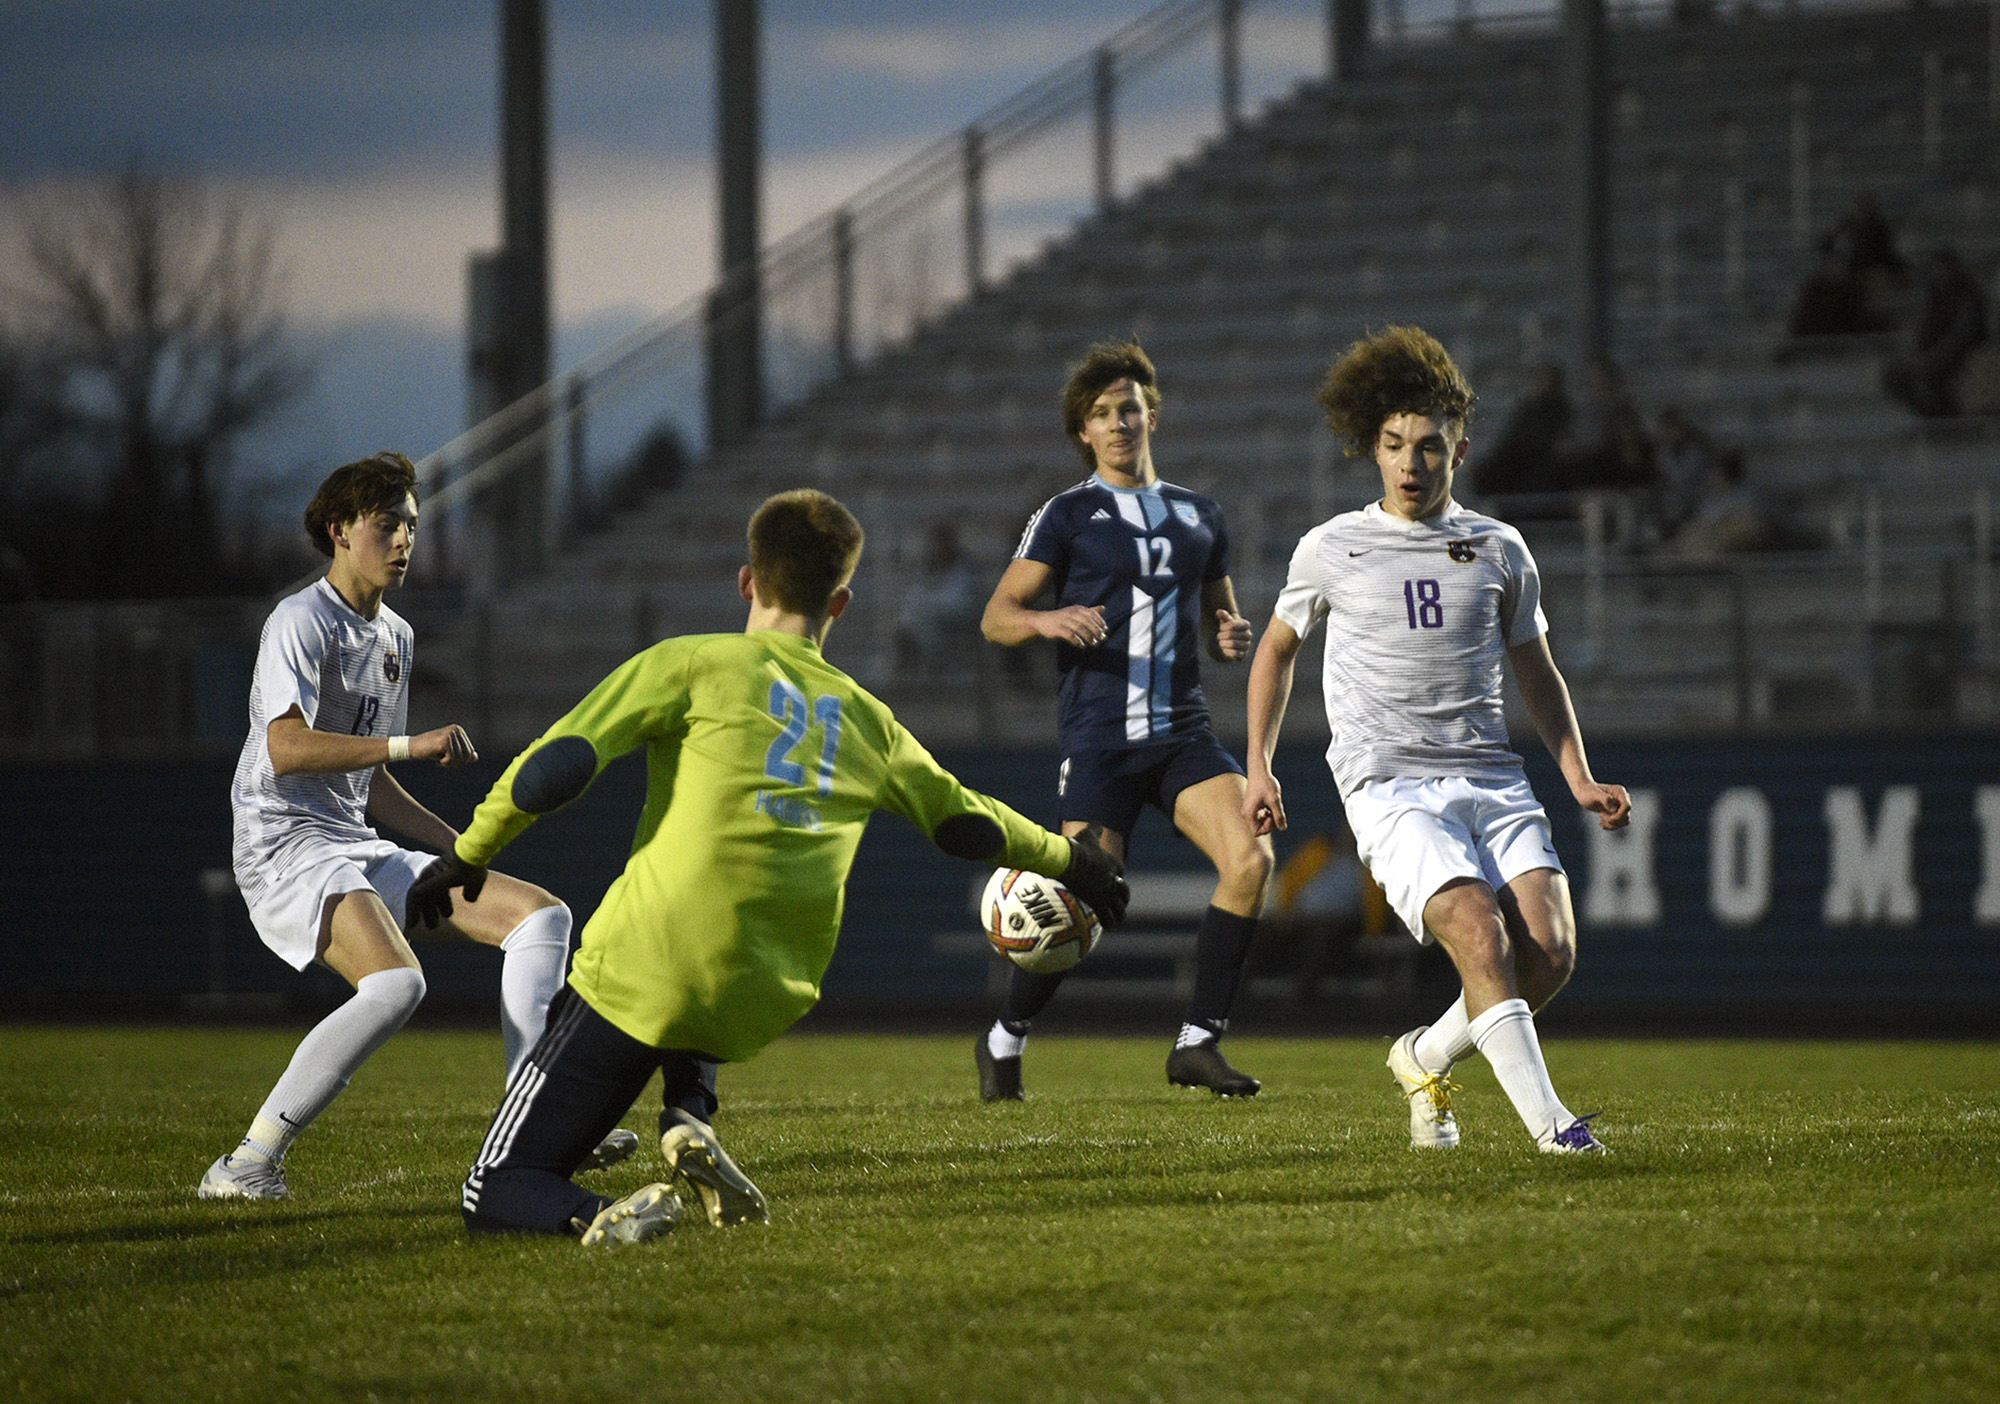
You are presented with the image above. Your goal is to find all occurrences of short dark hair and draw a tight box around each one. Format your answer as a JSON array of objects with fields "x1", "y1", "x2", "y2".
[
  {"x1": 1060, "y1": 340, "x2": 1160, "y2": 467},
  {"x1": 304, "y1": 453, "x2": 419, "y2": 558},
  {"x1": 1316, "y1": 327, "x2": 1475, "y2": 458},
  {"x1": 747, "y1": 490, "x2": 865, "y2": 616}
]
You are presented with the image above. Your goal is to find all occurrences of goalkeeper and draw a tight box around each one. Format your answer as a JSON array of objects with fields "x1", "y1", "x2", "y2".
[{"x1": 412, "y1": 489, "x2": 1128, "y2": 1246}]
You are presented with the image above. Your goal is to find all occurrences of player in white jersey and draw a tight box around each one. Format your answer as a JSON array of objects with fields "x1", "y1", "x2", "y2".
[
  {"x1": 200, "y1": 453, "x2": 631, "y2": 1200},
  {"x1": 1242, "y1": 328, "x2": 1631, "y2": 1153}
]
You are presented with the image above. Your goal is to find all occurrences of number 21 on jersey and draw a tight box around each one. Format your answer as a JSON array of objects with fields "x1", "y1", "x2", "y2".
[{"x1": 765, "y1": 679, "x2": 843, "y2": 795}]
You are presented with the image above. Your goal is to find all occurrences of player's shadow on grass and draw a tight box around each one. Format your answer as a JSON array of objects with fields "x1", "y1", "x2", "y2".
[
  {"x1": 9, "y1": 1203, "x2": 441, "y2": 1250},
  {"x1": 756, "y1": 1139, "x2": 1647, "y2": 1214},
  {"x1": 758, "y1": 1143, "x2": 1421, "y2": 1209},
  {"x1": 3, "y1": 1207, "x2": 459, "y2": 1301}
]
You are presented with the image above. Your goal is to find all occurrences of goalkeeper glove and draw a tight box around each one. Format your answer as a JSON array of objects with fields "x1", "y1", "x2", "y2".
[
  {"x1": 406, "y1": 852, "x2": 489, "y2": 930},
  {"x1": 1062, "y1": 828, "x2": 1129, "y2": 926}
]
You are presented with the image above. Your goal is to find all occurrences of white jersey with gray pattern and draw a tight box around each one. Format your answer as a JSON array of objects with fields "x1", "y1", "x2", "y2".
[
  {"x1": 230, "y1": 579, "x2": 413, "y2": 902},
  {"x1": 1272, "y1": 501, "x2": 1547, "y2": 797}
]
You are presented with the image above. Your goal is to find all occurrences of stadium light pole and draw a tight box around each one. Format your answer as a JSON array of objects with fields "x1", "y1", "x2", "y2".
[
  {"x1": 466, "y1": 0, "x2": 553, "y2": 589},
  {"x1": 1564, "y1": 0, "x2": 1610, "y2": 375},
  {"x1": 708, "y1": 0, "x2": 763, "y2": 452},
  {"x1": 1328, "y1": 0, "x2": 1370, "y2": 83}
]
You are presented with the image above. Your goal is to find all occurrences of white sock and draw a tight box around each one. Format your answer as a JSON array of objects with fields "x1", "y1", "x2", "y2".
[
  {"x1": 1413, "y1": 995, "x2": 1475, "y2": 1075},
  {"x1": 1174, "y1": 1022, "x2": 1218, "y2": 1050},
  {"x1": 233, "y1": 966, "x2": 427, "y2": 1164},
  {"x1": 1467, "y1": 997, "x2": 1573, "y2": 1146},
  {"x1": 499, "y1": 904, "x2": 572, "y2": 1080},
  {"x1": 986, "y1": 1021, "x2": 1025, "y2": 1059}
]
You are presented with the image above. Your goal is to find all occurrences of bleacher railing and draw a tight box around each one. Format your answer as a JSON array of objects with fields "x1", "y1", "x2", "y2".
[
  {"x1": 422, "y1": 0, "x2": 1289, "y2": 574},
  {"x1": 6, "y1": 0, "x2": 1997, "y2": 758},
  {"x1": 422, "y1": 0, "x2": 1998, "y2": 574}
]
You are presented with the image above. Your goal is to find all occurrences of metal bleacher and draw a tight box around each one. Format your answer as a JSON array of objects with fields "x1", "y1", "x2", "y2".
[{"x1": 411, "y1": 1, "x2": 2000, "y2": 752}]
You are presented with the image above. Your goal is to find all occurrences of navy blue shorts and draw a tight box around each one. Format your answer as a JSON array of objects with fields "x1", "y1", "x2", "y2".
[
  {"x1": 462, "y1": 986, "x2": 719, "y2": 1236},
  {"x1": 1056, "y1": 730, "x2": 1245, "y2": 836}
]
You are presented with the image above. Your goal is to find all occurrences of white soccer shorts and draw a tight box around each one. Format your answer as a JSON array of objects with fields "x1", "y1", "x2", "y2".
[
  {"x1": 241, "y1": 838, "x2": 434, "y2": 970},
  {"x1": 1341, "y1": 774, "x2": 1564, "y2": 944}
]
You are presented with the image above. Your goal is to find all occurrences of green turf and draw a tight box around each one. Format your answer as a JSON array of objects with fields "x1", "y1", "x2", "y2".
[{"x1": 2, "y1": 1029, "x2": 1996, "y2": 1403}]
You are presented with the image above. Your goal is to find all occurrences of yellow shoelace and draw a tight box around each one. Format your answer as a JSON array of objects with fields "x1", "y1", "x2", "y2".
[{"x1": 1408, "y1": 1074, "x2": 1461, "y2": 1116}]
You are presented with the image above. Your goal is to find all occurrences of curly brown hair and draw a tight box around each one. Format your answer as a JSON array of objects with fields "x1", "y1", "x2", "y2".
[
  {"x1": 1059, "y1": 340, "x2": 1160, "y2": 467},
  {"x1": 748, "y1": 489, "x2": 865, "y2": 617},
  {"x1": 304, "y1": 452, "x2": 419, "y2": 558},
  {"x1": 1316, "y1": 327, "x2": 1475, "y2": 458}
]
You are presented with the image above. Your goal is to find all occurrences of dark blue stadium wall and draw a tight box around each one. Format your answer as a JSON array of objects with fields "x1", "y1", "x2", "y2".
[{"x1": 5, "y1": 738, "x2": 1998, "y2": 1016}]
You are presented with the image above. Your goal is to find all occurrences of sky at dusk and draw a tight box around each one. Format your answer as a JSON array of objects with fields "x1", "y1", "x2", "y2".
[{"x1": 0, "y1": 0, "x2": 1416, "y2": 502}]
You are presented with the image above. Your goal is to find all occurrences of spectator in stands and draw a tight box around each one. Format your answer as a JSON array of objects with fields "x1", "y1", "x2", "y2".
[
  {"x1": 1786, "y1": 192, "x2": 1907, "y2": 338},
  {"x1": 893, "y1": 521, "x2": 982, "y2": 674},
  {"x1": 1553, "y1": 357, "x2": 1656, "y2": 493},
  {"x1": 1882, "y1": 247, "x2": 1989, "y2": 418},
  {"x1": 0, "y1": 538, "x2": 32, "y2": 604},
  {"x1": 1467, "y1": 361, "x2": 1571, "y2": 498},
  {"x1": 1649, "y1": 404, "x2": 1728, "y2": 542},
  {"x1": 587, "y1": 424, "x2": 688, "y2": 530},
  {"x1": 1663, "y1": 447, "x2": 1788, "y2": 558}
]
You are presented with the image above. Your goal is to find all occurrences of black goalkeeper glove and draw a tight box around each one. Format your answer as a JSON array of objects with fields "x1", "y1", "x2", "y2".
[
  {"x1": 1062, "y1": 828, "x2": 1129, "y2": 927},
  {"x1": 406, "y1": 852, "x2": 489, "y2": 930}
]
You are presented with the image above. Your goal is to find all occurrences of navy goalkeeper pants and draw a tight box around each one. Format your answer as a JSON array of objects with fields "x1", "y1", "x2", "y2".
[{"x1": 461, "y1": 985, "x2": 719, "y2": 1235}]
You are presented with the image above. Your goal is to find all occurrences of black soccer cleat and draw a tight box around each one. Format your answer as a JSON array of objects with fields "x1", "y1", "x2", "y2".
[
  {"x1": 1166, "y1": 1041, "x2": 1261, "y2": 1098},
  {"x1": 975, "y1": 1034, "x2": 1025, "y2": 1102}
]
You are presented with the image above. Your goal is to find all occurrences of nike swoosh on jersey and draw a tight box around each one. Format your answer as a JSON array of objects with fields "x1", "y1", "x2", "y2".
[{"x1": 1348, "y1": 549, "x2": 1376, "y2": 557}]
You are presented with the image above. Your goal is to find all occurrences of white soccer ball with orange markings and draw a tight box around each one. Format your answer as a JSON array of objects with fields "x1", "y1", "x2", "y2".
[{"x1": 980, "y1": 868, "x2": 1102, "y2": 974}]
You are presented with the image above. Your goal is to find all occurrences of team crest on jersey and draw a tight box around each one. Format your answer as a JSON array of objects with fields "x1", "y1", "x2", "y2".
[
  {"x1": 383, "y1": 650, "x2": 402, "y2": 683},
  {"x1": 1447, "y1": 541, "x2": 1478, "y2": 563},
  {"x1": 1171, "y1": 501, "x2": 1200, "y2": 528}
]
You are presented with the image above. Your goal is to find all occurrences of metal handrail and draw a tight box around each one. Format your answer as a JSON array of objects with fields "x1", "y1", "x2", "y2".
[
  {"x1": 419, "y1": 0, "x2": 1997, "y2": 525},
  {"x1": 418, "y1": 0, "x2": 1249, "y2": 516}
]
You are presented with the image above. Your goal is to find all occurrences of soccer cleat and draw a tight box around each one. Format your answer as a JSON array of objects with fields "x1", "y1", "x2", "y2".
[
  {"x1": 1387, "y1": 1028, "x2": 1462, "y2": 1150},
  {"x1": 1542, "y1": 1113, "x2": 1609, "y2": 1155},
  {"x1": 661, "y1": 1110, "x2": 770, "y2": 1227},
  {"x1": 975, "y1": 1034, "x2": 1025, "y2": 1102},
  {"x1": 576, "y1": 1183, "x2": 681, "y2": 1246},
  {"x1": 197, "y1": 1152, "x2": 289, "y2": 1201},
  {"x1": 578, "y1": 1128, "x2": 642, "y2": 1173},
  {"x1": 1166, "y1": 1041, "x2": 1260, "y2": 1097}
]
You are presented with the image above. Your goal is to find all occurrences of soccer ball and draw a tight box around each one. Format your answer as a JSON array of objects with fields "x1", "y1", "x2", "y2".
[{"x1": 980, "y1": 868, "x2": 1102, "y2": 974}]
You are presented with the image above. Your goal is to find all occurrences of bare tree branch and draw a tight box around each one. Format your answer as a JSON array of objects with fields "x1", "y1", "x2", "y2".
[{"x1": 4, "y1": 158, "x2": 313, "y2": 595}]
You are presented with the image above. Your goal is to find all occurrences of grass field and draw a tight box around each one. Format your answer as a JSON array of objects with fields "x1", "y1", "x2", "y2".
[{"x1": 2, "y1": 1028, "x2": 1997, "y2": 1403}]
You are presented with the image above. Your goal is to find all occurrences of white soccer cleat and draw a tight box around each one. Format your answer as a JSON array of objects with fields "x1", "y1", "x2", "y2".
[
  {"x1": 577, "y1": 1183, "x2": 682, "y2": 1246},
  {"x1": 197, "y1": 1152, "x2": 289, "y2": 1200},
  {"x1": 1387, "y1": 1028, "x2": 1462, "y2": 1150},
  {"x1": 661, "y1": 1109, "x2": 769, "y2": 1227},
  {"x1": 578, "y1": 1128, "x2": 642, "y2": 1173}
]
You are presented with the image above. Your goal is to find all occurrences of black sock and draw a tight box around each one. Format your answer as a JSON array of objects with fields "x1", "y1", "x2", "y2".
[
  {"x1": 658, "y1": 1054, "x2": 719, "y2": 1126},
  {"x1": 1000, "y1": 966, "x2": 1068, "y2": 1029},
  {"x1": 1185, "y1": 905, "x2": 1259, "y2": 1032}
]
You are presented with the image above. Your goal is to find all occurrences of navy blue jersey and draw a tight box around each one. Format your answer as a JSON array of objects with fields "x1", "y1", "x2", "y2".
[{"x1": 1015, "y1": 476, "x2": 1231, "y2": 748}]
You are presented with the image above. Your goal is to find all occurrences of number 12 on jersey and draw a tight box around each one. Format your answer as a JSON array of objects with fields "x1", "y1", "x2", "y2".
[{"x1": 1403, "y1": 579, "x2": 1443, "y2": 629}]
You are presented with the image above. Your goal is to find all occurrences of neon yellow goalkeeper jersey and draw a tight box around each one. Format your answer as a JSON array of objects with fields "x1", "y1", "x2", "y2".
[{"x1": 455, "y1": 629, "x2": 1069, "y2": 1060}]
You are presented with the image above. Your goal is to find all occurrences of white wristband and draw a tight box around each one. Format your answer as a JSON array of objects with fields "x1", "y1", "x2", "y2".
[{"x1": 387, "y1": 735, "x2": 412, "y2": 762}]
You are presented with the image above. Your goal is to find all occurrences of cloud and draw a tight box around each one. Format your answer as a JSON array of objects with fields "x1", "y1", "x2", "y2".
[
  {"x1": 805, "y1": 21, "x2": 1079, "y2": 84},
  {"x1": 2, "y1": 0, "x2": 1340, "y2": 479}
]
